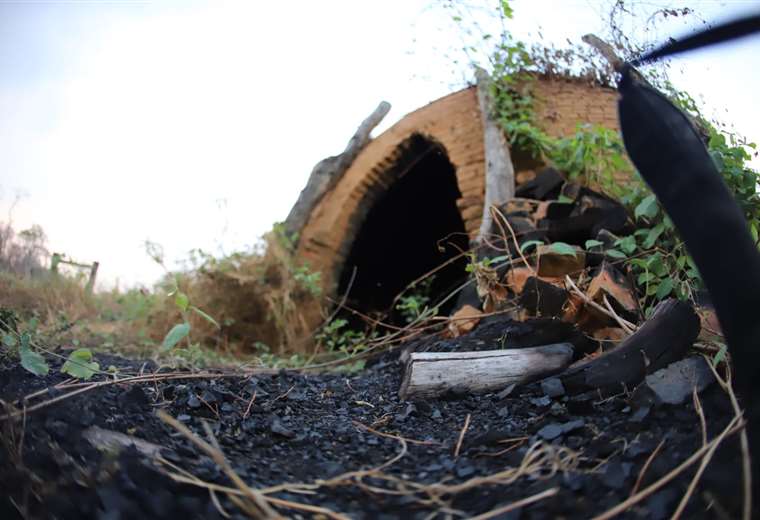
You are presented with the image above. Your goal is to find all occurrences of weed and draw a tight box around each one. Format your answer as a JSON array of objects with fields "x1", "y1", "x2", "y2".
[
  {"x1": 449, "y1": 0, "x2": 760, "y2": 315},
  {"x1": 395, "y1": 277, "x2": 437, "y2": 324}
]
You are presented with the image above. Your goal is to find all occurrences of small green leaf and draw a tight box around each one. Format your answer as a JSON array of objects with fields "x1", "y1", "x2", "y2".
[
  {"x1": 190, "y1": 306, "x2": 220, "y2": 329},
  {"x1": 712, "y1": 344, "x2": 728, "y2": 367},
  {"x1": 646, "y1": 254, "x2": 667, "y2": 277},
  {"x1": 26, "y1": 317, "x2": 39, "y2": 333},
  {"x1": 520, "y1": 240, "x2": 544, "y2": 253},
  {"x1": 61, "y1": 348, "x2": 100, "y2": 380},
  {"x1": 616, "y1": 235, "x2": 637, "y2": 255},
  {"x1": 635, "y1": 194, "x2": 658, "y2": 221},
  {"x1": 175, "y1": 292, "x2": 190, "y2": 312},
  {"x1": 637, "y1": 272, "x2": 655, "y2": 284},
  {"x1": 548, "y1": 242, "x2": 577, "y2": 257},
  {"x1": 20, "y1": 344, "x2": 49, "y2": 376},
  {"x1": 642, "y1": 223, "x2": 665, "y2": 249},
  {"x1": 585, "y1": 239, "x2": 604, "y2": 249},
  {"x1": 162, "y1": 322, "x2": 191, "y2": 351},
  {"x1": 605, "y1": 249, "x2": 627, "y2": 259},
  {"x1": 655, "y1": 278, "x2": 674, "y2": 300},
  {"x1": 2, "y1": 333, "x2": 17, "y2": 348}
]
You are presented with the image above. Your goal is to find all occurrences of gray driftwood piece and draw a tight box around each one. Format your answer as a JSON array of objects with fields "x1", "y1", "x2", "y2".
[
  {"x1": 475, "y1": 67, "x2": 515, "y2": 242},
  {"x1": 284, "y1": 100, "x2": 391, "y2": 241},
  {"x1": 399, "y1": 343, "x2": 574, "y2": 399}
]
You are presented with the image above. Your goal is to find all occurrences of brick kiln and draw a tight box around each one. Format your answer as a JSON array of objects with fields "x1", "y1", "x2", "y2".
[{"x1": 288, "y1": 76, "x2": 621, "y2": 317}]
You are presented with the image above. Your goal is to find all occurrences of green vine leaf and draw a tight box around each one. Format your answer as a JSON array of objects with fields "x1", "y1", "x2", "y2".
[
  {"x1": 191, "y1": 306, "x2": 220, "y2": 329},
  {"x1": 642, "y1": 223, "x2": 666, "y2": 249},
  {"x1": 162, "y1": 322, "x2": 191, "y2": 351},
  {"x1": 605, "y1": 249, "x2": 627, "y2": 259},
  {"x1": 520, "y1": 240, "x2": 544, "y2": 253},
  {"x1": 2, "y1": 333, "x2": 17, "y2": 348},
  {"x1": 61, "y1": 348, "x2": 100, "y2": 380},
  {"x1": 584, "y1": 239, "x2": 604, "y2": 249},
  {"x1": 712, "y1": 343, "x2": 728, "y2": 367},
  {"x1": 175, "y1": 291, "x2": 190, "y2": 312},
  {"x1": 548, "y1": 242, "x2": 577, "y2": 257},
  {"x1": 655, "y1": 278, "x2": 674, "y2": 300},
  {"x1": 20, "y1": 339, "x2": 49, "y2": 377},
  {"x1": 616, "y1": 235, "x2": 637, "y2": 255},
  {"x1": 635, "y1": 194, "x2": 659, "y2": 221}
]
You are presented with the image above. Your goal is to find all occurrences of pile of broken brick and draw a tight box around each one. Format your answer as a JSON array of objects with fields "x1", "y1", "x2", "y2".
[{"x1": 445, "y1": 166, "x2": 719, "y2": 404}]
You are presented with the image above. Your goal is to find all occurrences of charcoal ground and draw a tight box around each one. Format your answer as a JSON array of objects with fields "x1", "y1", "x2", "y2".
[{"x1": 0, "y1": 316, "x2": 745, "y2": 519}]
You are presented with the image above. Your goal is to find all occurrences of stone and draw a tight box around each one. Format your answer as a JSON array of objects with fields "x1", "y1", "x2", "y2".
[
  {"x1": 644, "y1": 356, "x2": 715, "y2": 405},
  {"x1": 541, "y1": 378, "x2": 566, "y2": 398}
]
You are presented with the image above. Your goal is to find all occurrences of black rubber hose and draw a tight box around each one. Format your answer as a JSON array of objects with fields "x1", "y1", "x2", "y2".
[
  {"x1": 618, "y1": 64, "x2": 760, "y2": 505},
  {"x1": 633, "y1": 13, "x2": 760, "y2": 65}
]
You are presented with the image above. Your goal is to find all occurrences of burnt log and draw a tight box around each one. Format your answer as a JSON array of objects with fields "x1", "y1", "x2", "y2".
[
  {"x1": 519, "y1": 277, "x2": 568, "y2": 318},
  {"x1": 553, "y1": 299, "x2": 699, "y2": 395},
  {"x1": 515, "y1": 167, "x2": 565, "y2": 201}
]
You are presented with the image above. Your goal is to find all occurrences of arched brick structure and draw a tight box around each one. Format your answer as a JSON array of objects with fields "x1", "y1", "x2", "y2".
[{"x1": 296, "y1": 77, "x2": 620, "y2": 298}]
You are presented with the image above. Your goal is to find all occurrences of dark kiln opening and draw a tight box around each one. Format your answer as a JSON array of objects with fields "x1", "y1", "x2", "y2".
[{"x1": 338, "y1": 134, "x2": 469, "y2": 322}]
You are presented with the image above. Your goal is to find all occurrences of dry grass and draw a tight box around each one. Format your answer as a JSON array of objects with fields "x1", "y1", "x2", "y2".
[
  {"x1": 0, "y1": 228, "x2": 326, "y2": 359},
  {"x1": 145, "y1": 231, "x2": 325, "y2": 356},
  {"x1": 0, "y1": 271, "x2": 97, "y2": 323}
]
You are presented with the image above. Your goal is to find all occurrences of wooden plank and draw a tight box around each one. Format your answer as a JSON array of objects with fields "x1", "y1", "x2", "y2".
[
  {"x1": 284, "y1": 101, "x2": 391, "y2": 241},
  {"x1": 399, "y1": 343, "x2": 574, "y2": 399},
  {"x1": 475, "y1": 67, "x2": 515, "y2": 242}
]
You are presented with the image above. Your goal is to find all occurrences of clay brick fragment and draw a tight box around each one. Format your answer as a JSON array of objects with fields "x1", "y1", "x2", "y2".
[
  {"x1": 515, "y1": 169, "x2": 536, "y2": 185},
  {"x1": 561, "y1": 291, "x2": 585, "y2": 323},
  {"x1": 586, "y1": 262, "x2": 638, "y2": 321},
  {"x1": 536, "y1": 244, "x2": 586, "y2": 277},
  {"x1": 592, "y1": 327, "x2": 627, "y2": 342}
]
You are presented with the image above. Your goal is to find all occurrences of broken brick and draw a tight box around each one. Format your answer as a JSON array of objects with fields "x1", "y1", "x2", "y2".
[
  {"x1": 515, "y1": 169, "x2": 536, "y2": 185},
  {"x1": 536, "y1": 244, "x2": 586, "y2": 277},
  {"x1": 592, "y1": 327, "x2": 627, "y2": 343},
  {"x1": 586, "y1": 262, "x2": 638, "y2": 321}
]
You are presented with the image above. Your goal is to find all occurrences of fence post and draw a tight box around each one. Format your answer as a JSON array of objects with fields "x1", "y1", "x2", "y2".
[
  {"x1": 85, "y1": 261, "x2": 99, "y2": 294},
  {"x1": 50, "y1": 253, "x2": 61, "y2": 274}
]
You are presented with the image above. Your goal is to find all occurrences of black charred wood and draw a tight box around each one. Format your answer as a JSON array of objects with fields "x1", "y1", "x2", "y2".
[
  {"x1": 515, "y1": 167, "x2": 565, "y2": 201},
  {"x1": 519, "y1": 277, "x2": 568, "y2": 318},
  {"x1": 554, "y1": 299, "x2": 699, "y2": 395}
]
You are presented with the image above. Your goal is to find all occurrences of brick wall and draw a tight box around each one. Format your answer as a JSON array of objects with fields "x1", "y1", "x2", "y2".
[{"x1": 296, "y1": 77, "x2": 620, "y2": 295}]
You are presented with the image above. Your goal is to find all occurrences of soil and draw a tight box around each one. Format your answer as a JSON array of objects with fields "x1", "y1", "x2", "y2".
[{"x1": 0, "y1": 315, "x2": 746, "y2": 519}]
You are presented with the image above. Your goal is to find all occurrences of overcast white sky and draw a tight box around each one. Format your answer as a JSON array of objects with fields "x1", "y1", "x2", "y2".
[{"x1": 1, "y1": 0, "x2": 759, "y2": 288}]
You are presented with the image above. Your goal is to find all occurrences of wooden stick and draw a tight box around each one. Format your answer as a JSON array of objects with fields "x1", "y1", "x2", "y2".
[
  {"x1": 454, "y1": 414, "x2": 471, "y2": 458},
  {"x1": 399, "y1": 343, "x2": 574, "y2": 399},
  {"x1": 581, "y1": 34, "x2": 625, "y2": 72}
]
